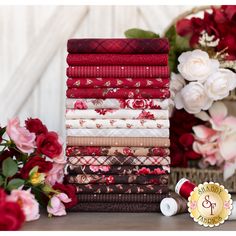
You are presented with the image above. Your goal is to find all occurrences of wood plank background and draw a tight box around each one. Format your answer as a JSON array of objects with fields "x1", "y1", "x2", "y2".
[{"x1": 0, "y1": 5, "x2": 194, "y2": 137}]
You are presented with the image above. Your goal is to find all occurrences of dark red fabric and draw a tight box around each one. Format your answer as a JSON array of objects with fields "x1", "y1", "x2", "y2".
[
  {"x1": 66, "y1": 88, "x2": 170, "y2": 99},
  {"x1": 66, "y1": 53, "x2": 168, "y2": 65},
  {"x1": 66, "y1": 78, "x2": 169, "y2": 88},
  {"x1": 66, "y1": 66, "x2": 170, "y2": 78},
  {"x1": 67, "y1": 38, "x2": 169, "y2": 54}
]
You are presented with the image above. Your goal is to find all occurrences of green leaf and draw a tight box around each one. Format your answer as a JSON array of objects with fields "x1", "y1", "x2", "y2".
[
  {"x1": 2, "y1": 157, "x2": 18, "y2": 178},
  {"x1": 7, "y1": 178, "x2": 25, "y2": 191},
  {"x1": 0, "y1": 175, "x2": 4, "y2": 186},
  {"x1": 164, "y1": 25, "x2": 191, "y2": 72},
  {"x1": 0, "y1": 127, "x2": 6, "y2": 137},
  {"x1": 125, "y1": 28, "x2": 159, "y2": 39}
]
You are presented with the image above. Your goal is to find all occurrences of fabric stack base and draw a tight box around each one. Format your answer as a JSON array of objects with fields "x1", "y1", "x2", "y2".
[{"x1": 65, "y1": 38, "x2": 170, "y2": 212}]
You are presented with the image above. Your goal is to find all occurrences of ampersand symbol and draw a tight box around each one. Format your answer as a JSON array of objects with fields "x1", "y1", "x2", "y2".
[{"x1": 202, "y1": 195, "x2": 217, "y2": 215}]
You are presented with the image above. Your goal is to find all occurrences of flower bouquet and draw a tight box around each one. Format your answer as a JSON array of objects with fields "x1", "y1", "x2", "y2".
[
  {"x1": 125, "y1": 5, "x2": 236, "y2": 192},
  {"x1": 0, "y1": 118, "x2": 77, "y2": 231}
]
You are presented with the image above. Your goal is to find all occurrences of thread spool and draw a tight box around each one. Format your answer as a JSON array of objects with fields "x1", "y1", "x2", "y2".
[
  {"x1": 175, "y1": 178, "x2": 236, "y2": 221},
  {"x1": 160, "y1": 194, "x2": 188, "y2": 216},
  {"x1": 175, "y1": 178, "x2": 196, "y2": 200}
]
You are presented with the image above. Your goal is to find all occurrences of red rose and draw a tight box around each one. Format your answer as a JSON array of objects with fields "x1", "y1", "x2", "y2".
[
  {"x1": 123, "y1": 147, "x2": 133, "y2": 156},
  {"x1": 179, "y1": 133, "x2": 195, "y2": 148},
  {"x1": 132, "y1": 99, "x2": 148, "y2": 109},
  {"x1": 0, "y1": 189, "x2": 25, "y2": 231},
  {"x1": 86, "y1": 147, "x2": 102, "y2": 156},
  {"x1": 53, "y1": 183, "x2": 78, "y2": 209},
  {"x1": 25, "y1": 118, "x2": 48, "y2": 136},
  {"x1": 105, "y1": 176, "x2": 115, "y2": 185},
  {"x1": 137, "y1": 167, "x2": 150, "y2": 175},
  {"x1": 137, "y1": 111, "x2": 155, "y2": 120},
  {"x1": 36, "y1": 132, "x2": 62, "y2": 158},
  {"x1": 20, "y1": 156, "x2": 53, "y2": 179}
]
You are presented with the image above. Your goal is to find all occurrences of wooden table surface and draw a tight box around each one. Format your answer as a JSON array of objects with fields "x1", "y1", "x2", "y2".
[{"x1": 22, "y1": 211, "x2": 236, "y2": 231}]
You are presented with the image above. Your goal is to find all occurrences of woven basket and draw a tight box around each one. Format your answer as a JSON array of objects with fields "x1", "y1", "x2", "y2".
[{"x1": 170, "y1": 168, "x2": 236, "y2": 193}]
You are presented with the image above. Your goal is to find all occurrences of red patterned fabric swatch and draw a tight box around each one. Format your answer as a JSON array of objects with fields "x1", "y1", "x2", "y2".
[
  {"x1": 66, "y1": 88, "x2": 170, "y2": 99},
  {"x1": 67, "y1": 38, "x2": 169, "y2": 54},
  {"x1": 66, "y1": 146, "x2": 170, "y2": 157},
  {"x1": 66, "y1": 78, "x2": 169, "y2": 88},
  {"x1": 67, "y1": 54, "x2": 168, "y2": 66},
  {"x1": 66, "y1": 66, "x2": 170, "y2": 78}
]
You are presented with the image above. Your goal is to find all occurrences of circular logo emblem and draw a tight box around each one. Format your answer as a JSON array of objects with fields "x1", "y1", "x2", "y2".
[{"x1": 188, "y1": 182, "x2": 233, "y2": 227}]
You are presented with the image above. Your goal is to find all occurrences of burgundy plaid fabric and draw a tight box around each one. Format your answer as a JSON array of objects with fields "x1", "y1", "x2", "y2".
[
  {"x1": 67, "y1": 38, "x2": 169, "y2": 54},
  {"x1": 66, "y1": 53, "x2": 168, "y2": 66},
  {"x1": 66, "y1": 66, "x2": 170, "y2": 78},
  {"x1": 68, "y1": 202, "x2": 161, "y2": 212},
  {"x1": 66, "y1": 88, "x2": 170, "y2": 99},
  {"x1": 68, "y1": 155, "x2": 170, "y2": 166},
  {"x1": 76, "y1": 193, "x2": 168, "y2": 203},
  {"x1": 67, "y1": 165, "x2": 170, "y2": 175},
  {"x1": 75, "y1": 183, "x2": 169, "y2": 194},
  {"x1": 66, "y1": 78, "x2": 170, "y2": 88},
  {"x1": 66, "y1": 174, "x2": 169, "y2": 185}
]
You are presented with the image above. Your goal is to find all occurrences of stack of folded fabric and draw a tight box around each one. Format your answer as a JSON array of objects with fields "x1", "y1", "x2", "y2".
[{"x1": 65, "y1": 38, "x2": 170, "y2": 212}]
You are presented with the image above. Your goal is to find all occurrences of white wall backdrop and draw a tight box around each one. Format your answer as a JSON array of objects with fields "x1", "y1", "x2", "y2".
[{"x1": 0, "y1": 5, "x2": 195, "y2": 137}]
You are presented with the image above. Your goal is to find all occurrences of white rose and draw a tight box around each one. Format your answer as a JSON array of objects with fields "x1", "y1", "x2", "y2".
[
  {"x1": 175, "y1": 82, "x2": 213, "y2": 114},
  {"x1": 204, "y1": 68, "x2": 236, "y2": 100},
  {"x1": 177, "y1": 49, "x2": 219, "y2": 82},
  {"x1": 170, "y1": 73, "x2": 186, "y2": 96}
]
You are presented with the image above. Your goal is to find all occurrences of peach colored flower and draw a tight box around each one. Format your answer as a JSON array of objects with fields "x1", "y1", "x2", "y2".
[
  {"x1": 7, "y1": 188, "x2": 40, "y2": 221},
  {"x1": 47, "y1": 193, "x2": 71, "y2": 216},
  {"x1": 45, "y1": 163, "x2": 64, "y2": 186},
  {"x1": 6, "y1": 117, "x2": 35, "y2": 154}
]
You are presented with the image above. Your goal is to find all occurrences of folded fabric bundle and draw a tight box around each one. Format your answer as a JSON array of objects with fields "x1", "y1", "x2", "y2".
[
  {"x1": 76, "y1": 193, "x2": 169, "y2": 203},
  {"x1": 67, "y1": 38, "x2": 169, "y2": 54},
  {"x1": 67, "y1": 87, "x2": 170, "y2": 99},
  {"x1": 66, "y1": 119, "x2": 170, "y2": 129},
  {"x1": 67, "y1": 54, "x2": 168, "y2": 66},
  {"x1": 68, "y1": 155, "x2": 170, "y2": 166},
  {"x1": 67, "y1": 165, "x2": 170, "y2": 175},
  {"x1": 66, "y1": 128, "x2": 169, "y2": 138},
  {"x1": 66, "y1": 146, "x2": 170, "y2": 157},
  {"x1": 67, "y1": 66, "x2": 169, "y2": 78},
  {"x1": 66, "y1": 109, "x2": 168, "y2": 119},
  {"x1": 68, "y1": 202, "x2": 161, "y2": 212},
  {"x1": 67, "y1": 78, "x2": 169, "y2": 88},
  {"x1": 66, "y1": 98, "x2": 169, "y2": 110},
  {"x1": 66, "y1": 174, "x2": 169, "y2": 185},
  {"x1": 75, "y1": 183, "x2": 169, "y2": 194},
  {"x1": 67, "y1": 137, "x2": 170, "y2": 147}
]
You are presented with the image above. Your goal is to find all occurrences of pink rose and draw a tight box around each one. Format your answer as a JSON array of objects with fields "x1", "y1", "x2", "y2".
[
  {"x1": 7, "y1": 189, "x2": 40, "y2": 222},
  {"x1": 100, "y1": 166, "x2": 111, "y2": 172},
  {"x1": 89, "y1": 165, "x2": 100, "y2": 172},
  {"x1": 47, "y1": 193, "x2": 71, "y2": 216},
  {"x1": 123, "y1": 147, "x2": 133, "y2": 156},
  {"x1": 45, "y1": 163, "x2": 64, "y2": 186},
  {"x1": 6, "y1": 117, "x2": 35, "y2": 154},
  {"x1": 74, "y1": 100, "x2": 88, "y2": 109},
  {"x1": 137, "y1": 111, "x2": 155, "y2": 120}
]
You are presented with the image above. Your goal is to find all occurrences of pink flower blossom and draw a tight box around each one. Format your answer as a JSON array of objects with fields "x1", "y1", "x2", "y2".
[
  {"x1": 74, "y1": 100, "x2": 88, "y2": 109},
  {"x1": 6, "y1": 117, "x2": 35, "y2": 154},
  {"x1": 47, "y1": 193, "x2": 71, "y2": 216},
  {"x1": 7, "y1": 188, "x2": 40, "y2": 221},
  {"x1": 99, "y1": 166, "x2": 111, "y2": 172},
  {"x1": 45, "y1": 163, "x2": 64, "y2": 186}
]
